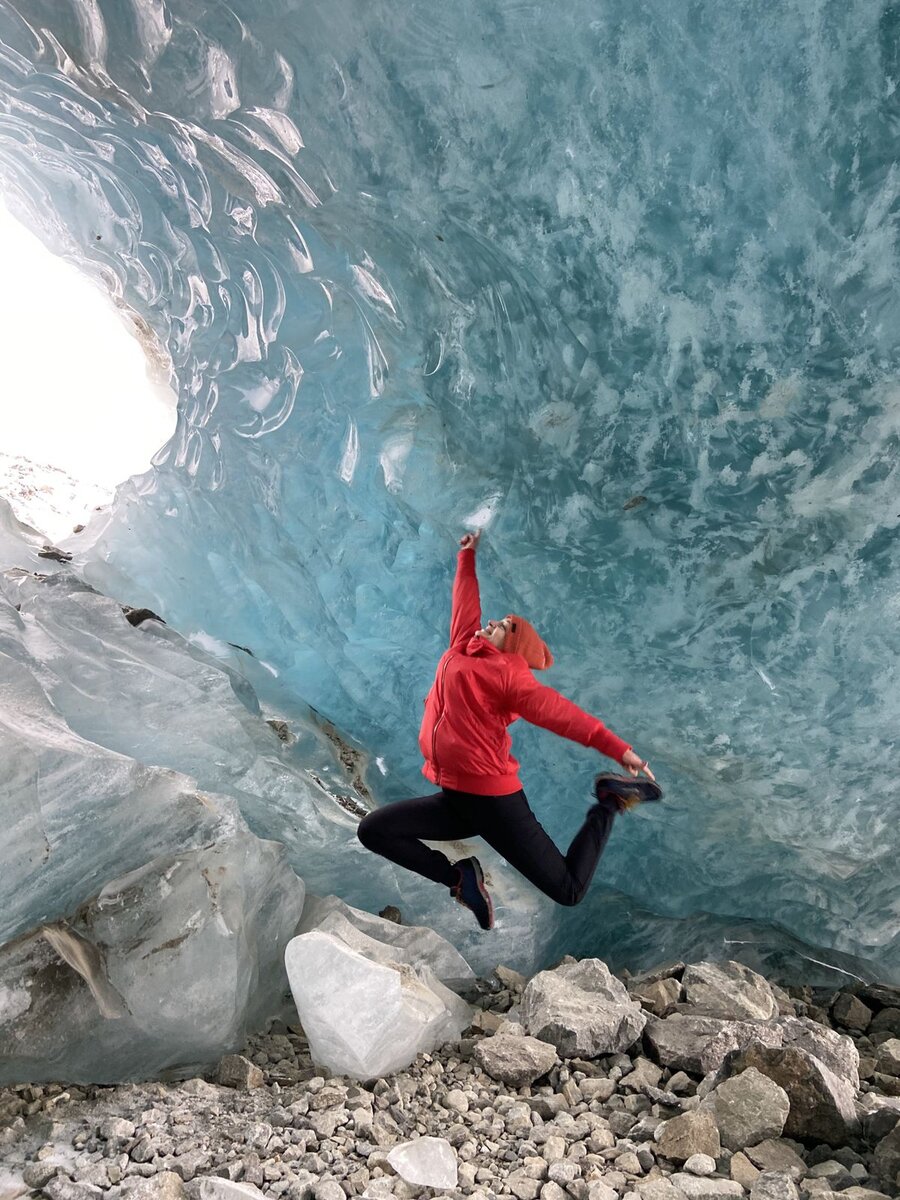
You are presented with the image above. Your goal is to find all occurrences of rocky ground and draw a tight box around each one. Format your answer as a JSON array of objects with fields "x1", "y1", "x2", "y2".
[{"x1": 2, "y1": 960, "x2": 899, "y2": 1200}]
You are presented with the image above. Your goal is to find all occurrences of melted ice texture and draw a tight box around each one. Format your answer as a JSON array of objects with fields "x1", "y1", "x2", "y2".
[{"x1": 0, "y1": 0, "x2": 898, "y2": 978}]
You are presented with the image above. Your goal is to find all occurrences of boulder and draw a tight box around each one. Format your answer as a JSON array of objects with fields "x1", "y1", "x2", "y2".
[
  {"x1": 473, "y1": 1033, "x2": 557, "y2": 1086},
  {"x1": 777, "y1": 1017, "x2": 860, "y2": 1089},
  {"x1": 870, "y1": 1008, "x2": 900, "y2": 1037},
  {"x1": 521, "y1": 958, "x2": 646, "y2": 1057},
  {"x1": 730, "y1": 1152, "x2": 761, "y2": 1188},
  {"x1": 682, "y1": 962, "x2": 778, "y2": 1022},
  {"x1": 749, "y1": 1172, "x2": 798, "y2": 1200},
  {"x1": 284, "y1": 930, "x2": 470, "y2": 1079},
  {"x1": 666, "y1": 1176, "x2": 742, "y2": 1198},
  {"x1": 744, "y1": 1139, "x2": 808, "y2": 1181},
  {"x1": 875, "y1": 1039, "x2": 900, "y2": 1077},
  {"x1": 386, "y1": 1137, "x2": 457, "y2": 1189},
  {"x1": 633, "y1": 977, "x2": 682, "y2": 1017},
  {"x1": 198, "y1": 1183, "x2": 267, "y2": 1200},
  {"x1": 655, "y1": 1109, "x2": 721, "y2": 1162},
  {"x1": 872, "y1": 1121, "x2": 900, "y2": 1190},
  {"x1": 644, "y1": 1013, "x2": 784, "y2": 1076},
  {"x1": 709, "y1": 1067, "x2": 791, "y2": 1150},
  {"x1": 724, "y1": 1043, "x2": 858, "y2": 1145},
  {"x1": 831, "y1": 993, "x2": 873, "y2": 1032}
]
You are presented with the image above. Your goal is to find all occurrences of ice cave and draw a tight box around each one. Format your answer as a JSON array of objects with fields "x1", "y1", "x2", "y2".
[{"x1": 1, "y1": 0, "x2": 898, "y2": 1081}]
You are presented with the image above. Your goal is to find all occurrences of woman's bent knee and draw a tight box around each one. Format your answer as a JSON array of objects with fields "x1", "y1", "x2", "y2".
[{"x1": 357, "y1": 811, "x2": 384, "y2": 850}]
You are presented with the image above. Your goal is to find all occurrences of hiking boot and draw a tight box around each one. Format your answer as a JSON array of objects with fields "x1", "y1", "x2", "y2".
[
  {"x1": 593, "y1": 773, "x2": 663, "y2": 812},
  {"x1": 451, "y1": 856, "x2": 494, "y2": 930}
]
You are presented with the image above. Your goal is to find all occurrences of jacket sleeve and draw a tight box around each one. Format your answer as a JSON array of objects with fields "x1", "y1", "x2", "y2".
[
  {"x1": 449, "y1": 548, "x2": 481, "y2": 648},
  {"x1": 506, "y1": 666, "x2": 631, "y2": 763}
]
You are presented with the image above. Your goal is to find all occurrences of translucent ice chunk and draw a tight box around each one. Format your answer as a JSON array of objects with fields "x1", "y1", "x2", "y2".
[
  {"x1": 284, "y1": 930, "x2": 470, "y2": 1079},
  {"x1": 387, "y1": 1138, "x2": 458, "y2": 1190}
]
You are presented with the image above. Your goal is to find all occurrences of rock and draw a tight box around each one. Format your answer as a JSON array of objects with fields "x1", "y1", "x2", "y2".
[
  {"x1": 520, "y1": 958, "x2": 646, "y2": 1057},
  {"x1": 831, "y1": 994, "x2": 873, "y2": 1032},
  {"x1": 655, "y1": 1109, "x2": 722, "y2": 1163},
  {"x1": 586, "y1": 1183, "x2": 617, "y2": 1200},
  {"x1": 859, "y1": 985, "x2": 900, "y2": 1010},
  {"x1": 870, "y1": 1008, "x2": 900, "y2": 1037},
  {"x1": 313, "y1": 1184, "x2": 344, "y2": 1200},
  {"x1": 667, "y1": 1175, "x2": 743, "y2": 1198},
  {"x1": 777, "y1": 1017, "x2": 860, "y2": 1089},
  {"x1": 858, "y1": 1095, "x2": 900, "y2": 1142},
  {"x1": 744, "y1": 1140, "x2": 807, "y2": 1181},
  {"x1": 709, "y1": 1067, "x2": 791, "y2": 1150},
  {"x1": 622, "y1": 1057, "x2": 664, "y2": 1093},
  {"x1": 872, "y1": 1072, "x2": 900, "y2": 1097},
  {"x1": 684, "y1": 1155, "x2": 717, "y2": 1176},
  {"x1": 214, "y1": 1055, "x2": 264, "y2": 1089},
  {"x1": 730, "y1": 1152, "x2": 761, "y2": 1188},
  {"x1": 682, "y1": 962, "x2": 778, "y2": 1022},
  {"x1": 386, "y1": 1137, "x2": 457, "y2": 1189},
  {"x1": 633, "y1": 978, "x2": 683, "y2": 1017},
  {"x1": 473, "y1": 1033, "x2": 557, "y2": 1086},
  {"x1": 296, "y1": 894, "x2": 474, "y2": 990},
  {"x1": 629, "y1": 962, "x2": 686, "y2": 988},
  {"x1": 725, "y1": 1042, "x2": 859, "y2": 1145},
  {"x1": 122, "y1": 1175, "x2": 188, "y2": 1200},
  {"x1": 872, "y1": 1122, "x2": 900, "y2": 1188},
  {"x1": 580, "y1": 1077, "x2": 616, "y2": 1102},
  {"x1": 496, "y1": 965, "x2": 528, "y2": 991},
  {"x1": 378, "y1": 906, "x2": 402, "y2": 924},
  {"x1": 749, "y1": 1172, "x2": 798, "y2": 1200},
  {"x1": 197, "y1": 1183, "x2": 267, "y2": 1200},
  {"x1": 22, "y1": 1165, "x2": 58, "y2": 1189},
  {"x1": 875, "y1": 1039, "x2": 900, "y2": 1077},
  {"x1": 617, "y1": 1152, "x2": 643, "y2": 1176},
  {"x1": 645, "y1": 1014, "x2": 784, "y2": 1076},
  {"x1": 99, "y1": 1118, "x2": 137, "y2": 1141},
  {"x1": 285, "y1": 931, "x2": 469, "y2": 1079},
  {"x1": 807, "y1": 1161, "x2": 854, "y2": 1189},
  {"x1": 636, "y1": 1183, "x2": 683, "y2": 1200},
  {"x1": 839, "y1": 1190, "x2": 893, "y2": 1200},
  {"x1": 43, "y1": 1180, "x2": 103, "y2": 1200}
]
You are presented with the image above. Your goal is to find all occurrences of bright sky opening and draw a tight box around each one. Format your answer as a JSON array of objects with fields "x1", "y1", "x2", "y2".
[{"x1": 0, "y1": 201, "x2": 177, "y2": 539}]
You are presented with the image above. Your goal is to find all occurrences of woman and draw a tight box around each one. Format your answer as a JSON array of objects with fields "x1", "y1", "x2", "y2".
[{"x1": 357, "y1": 531, "x2": 659, "y2": 930}]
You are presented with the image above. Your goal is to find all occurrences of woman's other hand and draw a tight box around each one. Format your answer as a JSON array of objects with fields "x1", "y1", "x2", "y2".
[
  {"x1": 621, "y1": 749, "x2": 655, "y2": 780},
  {"x1": 459, "y1": 531, "x2": 481, "y2": 551}
]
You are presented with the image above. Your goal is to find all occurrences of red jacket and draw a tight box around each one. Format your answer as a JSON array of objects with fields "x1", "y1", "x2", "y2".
[{"x1": 418, "y1": 548, "x2": 631, "y2": 795}]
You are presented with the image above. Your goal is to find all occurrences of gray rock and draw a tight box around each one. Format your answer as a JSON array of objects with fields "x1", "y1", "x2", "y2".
[
  {"x1": 23, "y1": 1164, "x2": 58, "y2": 1190},
  {"x1": 730, "y1": 1151, "x2": 761, "y2": 1188},
  {"x1": 710, "y1": 1067, "x2": 791, "y2": 1150},
  {"x1": 777, "y1": 1017, "x2": 860, "y2": 1089},
  {"x1": 197, "y1": 1183, "x2": 267, "y2": 1200},
  {"x1": 632, "y1": 978, "x2": 683, "y2": 1017},
  {"x1": 859, "y1": 985, "x2": 900, "y2": 1010},
  {"x1": 214, "y1": 1055, "x2": 264, "y2": 1090},
  {"x1": 682, "y1": 962, "x2": 777, "y2": 1022},
  {"x1": 725, "y1": 1042, "x2": 859, "y2": 1145},
  {"x1": 831, "y1": 994, "x2": 872, "y2": 1033},
  {"x1": 521, "y1": 958, "x2": 646, "y2": 1057},
  {"x1": 744, "y1": 1139, "x2": 807, "y2": 1181},
  {"x1": 667, "y1": 1175, "x2": 743, "y2": 1198},
  {"x1": 838, "y1": 1191, "x2": 894, "y2": 1200},
  {"x1": 872, "y1": 1121, "x2": 900, "y2": 1189},
  {"x1": 636, "y1": 1183, "x2": 683, "y2": 1200},
  {"x1": 870, "y1": 1008, "x2": 900, "y2": 1037},
  {"x1": 44, "y1": 1180, "x2": 103, "y2": 1200},
  {"x1": 684, "y1": 1155, "x2": 717, "y2": 1176},
  {"x1": 875, "y1": 1039, "x2": 900, "y2": 1077},
  {"x1": 655, "y1": 1109, "x2": 722, "y2": 1163},
  {"x1": 121, "y1": 1175, "x2": 188, "y2": 1200},
  {"x1": 645, "y1": 1014, "x2": 784, "y2": 1076},
  {"x1": 621, "y1": 1058, "x2": 664, "y2": 1093},
  {"x1": 473, "y1": 1033, "x2": 557, "y2": 1086},
  {"x1": 628, "y1": 962, "x2": 686, "y2": 989},
  {"x1": 749, "y1": 1171, "x2": 798, "y2": 1200}
]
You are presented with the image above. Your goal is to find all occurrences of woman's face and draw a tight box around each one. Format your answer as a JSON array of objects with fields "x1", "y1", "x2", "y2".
[{"x1": 474, "y1": 616, "x2": 512, "y2": 649}]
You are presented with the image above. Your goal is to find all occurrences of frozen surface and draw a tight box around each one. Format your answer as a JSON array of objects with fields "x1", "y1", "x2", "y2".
[{"x1": 0, "y1": 1, "x2": 898, "y2": 977}]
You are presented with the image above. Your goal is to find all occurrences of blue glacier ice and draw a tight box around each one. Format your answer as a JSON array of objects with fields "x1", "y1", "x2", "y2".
[{"x1": 0, "y1": 0, "x2": 898, "y2": 985}]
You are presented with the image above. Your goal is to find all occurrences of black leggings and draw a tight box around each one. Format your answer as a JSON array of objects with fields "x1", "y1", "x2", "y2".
[{"x1": 357, "y1": 788, "x2": 616, "y2": 908}]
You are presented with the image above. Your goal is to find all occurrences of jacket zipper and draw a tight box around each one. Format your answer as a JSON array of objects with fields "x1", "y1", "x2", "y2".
[{"x1": 431, "y1": 656, "x2": 451, "y2": 778}]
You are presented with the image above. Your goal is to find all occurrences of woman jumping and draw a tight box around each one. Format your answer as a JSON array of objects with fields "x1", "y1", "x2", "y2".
[{"x1": 357, "y1": 531, "x2": 660, "y2": 930}]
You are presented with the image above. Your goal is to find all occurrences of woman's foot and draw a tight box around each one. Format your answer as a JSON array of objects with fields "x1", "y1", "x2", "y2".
[
  {"x1": 451, "y1": 856, "x2": 494, "y2": 930},
  {"x1": 593, "y1": 773, "x2": 663, "y2": 812}
]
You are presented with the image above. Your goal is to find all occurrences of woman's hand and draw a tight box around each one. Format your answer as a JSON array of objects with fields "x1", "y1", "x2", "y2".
[
  {"x1": 621, "y1": 749, "x2": 655, "y2": 780},
  {"x1": 459, "y1": 531, "x2": 481, "y2": 551}
]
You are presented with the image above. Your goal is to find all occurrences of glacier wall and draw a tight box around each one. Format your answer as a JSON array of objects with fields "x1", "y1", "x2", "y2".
[{"x1": 0, "y1": 0, "x2": 898, "y2": 979}]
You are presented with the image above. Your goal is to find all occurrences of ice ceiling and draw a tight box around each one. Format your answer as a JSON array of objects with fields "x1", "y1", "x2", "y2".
[{"x1": 1, "y1": 0, "x2": 898, "y2": 979}]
